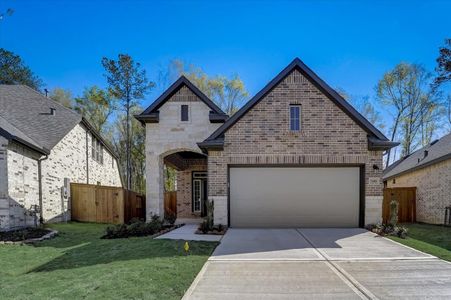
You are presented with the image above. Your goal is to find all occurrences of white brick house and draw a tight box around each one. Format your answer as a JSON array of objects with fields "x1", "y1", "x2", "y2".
[{"x1": 0, "y1": 85, "x2": 122, "y2": 231}]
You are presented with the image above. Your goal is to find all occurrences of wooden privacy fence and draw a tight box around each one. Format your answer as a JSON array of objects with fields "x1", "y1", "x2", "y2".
[
  {"x1": 164, "y1": 191, "x2": 177, "y2": 216},
  {"x1": 71, "y1": 183, "x2": 145, "y2": 224},
  {"x1": 383, "y1": 187, "x2": 416, "y2": 223}
]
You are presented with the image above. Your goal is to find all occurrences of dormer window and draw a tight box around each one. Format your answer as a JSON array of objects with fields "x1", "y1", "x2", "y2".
[
  {"x1": 181, "y1": 105, "x2": 189, "y2": 121},
  {"x1": 290, "y1": 105, "x2": 301, "y2": 131}
]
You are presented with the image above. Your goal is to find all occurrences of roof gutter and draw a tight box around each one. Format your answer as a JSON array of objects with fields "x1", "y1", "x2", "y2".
[
  {"x1": 383, "y1": 152, "x2": 451, "y2": 181},
  {"x1": 0, "y1": 127, "x2": 50, "y2": 155},
  {"x1": 197, "y1": 138, "x2": 224, "y2": 153},
  {"x1": 368, "y1": 136, "x2": 400, "y2": 151}
]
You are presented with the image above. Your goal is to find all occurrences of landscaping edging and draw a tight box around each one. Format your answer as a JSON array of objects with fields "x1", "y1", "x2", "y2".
[{"x1": 0, "y1": 229, "x2": 58, "y2": 245}]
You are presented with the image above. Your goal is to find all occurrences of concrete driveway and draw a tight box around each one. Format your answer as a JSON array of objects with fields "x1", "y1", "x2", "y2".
[{"x1": 183, "y1": 228, "x2": 451, "y2": 299}]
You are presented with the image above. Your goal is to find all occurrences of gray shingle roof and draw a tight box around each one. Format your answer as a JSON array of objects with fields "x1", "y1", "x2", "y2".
[
  {"x1": 0, "y1": 84, "x2": 81, "y2": 151},
  {"x1": 383, "y1": 132, "x2": 451, "y2": 180}
]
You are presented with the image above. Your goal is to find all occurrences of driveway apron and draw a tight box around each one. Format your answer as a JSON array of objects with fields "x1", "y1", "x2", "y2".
[{"x1": 183, "y1": 228, "x2": 451, "y2": 300}]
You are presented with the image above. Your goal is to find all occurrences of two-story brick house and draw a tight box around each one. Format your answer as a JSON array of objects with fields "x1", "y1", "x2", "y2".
[
  {"x1": 0, "y1": 85, "x2": 122, "y2": 231},
  {"x1": 136, "y1": 58, "x2": 397, "y2": 227}
]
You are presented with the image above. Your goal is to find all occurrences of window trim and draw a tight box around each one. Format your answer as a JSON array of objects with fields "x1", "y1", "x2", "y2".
[{"x1": 289, "y1": 105, "x2": 301, "y2": 131}]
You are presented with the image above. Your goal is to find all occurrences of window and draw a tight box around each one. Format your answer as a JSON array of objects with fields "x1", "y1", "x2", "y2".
[
  {"x1": 92, "y1": 136, "x2": 103, "y2": 164},
  {"x1": 193, "y1": 179, "x2": 201, "y2": 212},
  {"x1": 181, "y1": 105, "x2": 189, "y2": 121},
  {"x1": 290, "y1": 105, "x2": 301, "y2": 131}
]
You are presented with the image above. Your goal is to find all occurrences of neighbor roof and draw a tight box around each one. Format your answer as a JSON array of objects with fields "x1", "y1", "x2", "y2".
[
  {"x1": 0, "y1": 85, "x2": 118, "y2": 158},
  {"x1": 135, "y1": 76, "x2": 227, "y2": 123},
  {"x1": 383, "y1": 133, "x2": 451, "y2": 180},
  {"x1": 201, "y1": 58, "x2": 397, "y2": 150}
]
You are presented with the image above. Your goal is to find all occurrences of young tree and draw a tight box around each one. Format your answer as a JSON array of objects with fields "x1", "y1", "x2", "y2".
[
  {"x1": 111, "y1": 106, "x2": 146, "y2": 194},
  {"x1": 0, "y1": 48, "x2": 43, "y2": 90},
  {"x1": 102, "y1": 54, "x2": 154, "y2": 190},
  {"x1": 434, "y1": 38, "x2": 451, "y2": 87},
  {"x1": 377, "y1": 63, "x2": 441, "y2": 164},
  {"x1": 434, "y1": 38, "x2": 451, "y2": 129},
  {"x1": 74, "y1": 86, "x2": 116, "y2": 134},
  {"x1": 160, "y1": 59, "x2": 248, "y2": 115},
  {"x1": 49, "y1": 87, "x2": 73, "y2": 109}
]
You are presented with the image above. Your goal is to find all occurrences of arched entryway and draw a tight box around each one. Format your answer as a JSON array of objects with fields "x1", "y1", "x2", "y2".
[{"x1": 162, "y1": 150, "x2": 207, "y2": 221}]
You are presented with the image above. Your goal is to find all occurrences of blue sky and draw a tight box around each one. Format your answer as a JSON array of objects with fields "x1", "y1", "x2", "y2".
[{"x1": 1, "y1": 0, "x2": 450, "y2": 110}]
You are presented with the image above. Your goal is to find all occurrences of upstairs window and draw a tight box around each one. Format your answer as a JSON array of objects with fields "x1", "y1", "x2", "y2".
[
  {"x1": 290, "y1": 105, "x2": 301, "y2": 131},
  {"x1": 181, "y1": 105, "x2": 189, "y2": 121},
  {"x1": 92, "y1": 137, "x2": 103, "y2": 164}
]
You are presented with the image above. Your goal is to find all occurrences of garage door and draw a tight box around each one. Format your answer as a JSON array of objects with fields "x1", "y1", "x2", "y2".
[{"x1": 229, "y1": 167, "x2": 361, "y2": 228}]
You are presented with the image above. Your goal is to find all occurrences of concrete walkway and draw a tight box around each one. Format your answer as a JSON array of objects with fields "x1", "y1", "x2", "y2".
[
  {"x1": 183, "y1": 228, "x2": 451, "y2": 299},
  {"x1": 155, "y1": 224, "x2": 222, "y2": 242}
]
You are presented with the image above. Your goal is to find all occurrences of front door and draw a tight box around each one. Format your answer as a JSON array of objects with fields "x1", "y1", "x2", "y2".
[{"x1": 192, "y1": 172, "x2": 208, "y2": 217}]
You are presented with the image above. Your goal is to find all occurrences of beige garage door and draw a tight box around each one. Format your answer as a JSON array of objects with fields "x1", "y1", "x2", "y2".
[{"x1": 229, "y1": 167, "x2": 361, "y2": 228}]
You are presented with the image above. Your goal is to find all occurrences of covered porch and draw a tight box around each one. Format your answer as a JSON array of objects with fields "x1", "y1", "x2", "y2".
[{"x1": 163, "y1": 150, "x2": 208, "y2": 221}]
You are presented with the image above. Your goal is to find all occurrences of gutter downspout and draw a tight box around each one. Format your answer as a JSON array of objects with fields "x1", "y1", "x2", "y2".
[
  {"x1": 86, "y1": 131, "x2": 89, "y2": 184},
  {"x1": 38, "y1": 155, "x2": 48, "y2": 225}
]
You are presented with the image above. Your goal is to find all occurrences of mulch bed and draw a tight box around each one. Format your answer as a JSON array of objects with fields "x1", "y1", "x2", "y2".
[
  {"x1": 0, "y1": 227, "x2": 58, "y2": 244},
  {"x1": 195, "y1": 227, "x2": 227, "y2": 235}
]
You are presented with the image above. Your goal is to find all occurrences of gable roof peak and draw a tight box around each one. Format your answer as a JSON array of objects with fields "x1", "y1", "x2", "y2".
[
  {"x1": 203, "y1": 57, "x2": 391, "y2": 144},
  {"x1": 136, "y1": 75, "x2": 226, "y2": 123}
]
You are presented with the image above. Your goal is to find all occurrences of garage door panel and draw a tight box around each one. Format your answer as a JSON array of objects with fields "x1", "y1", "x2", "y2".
[{"x1": 230, "y1": 167, "x2": 360, "y2": 228}]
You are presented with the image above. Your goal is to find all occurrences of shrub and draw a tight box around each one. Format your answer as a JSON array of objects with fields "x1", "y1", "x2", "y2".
[
  {"x1": 164, "y1": 212, "x2": 177, "y2": 225},
  {"x1": 199, "y1": 220, "x2": 210, "y2": 234},
  {"x1": 366, "y1": 223, "x2": 408, "y2": 239},
  {"x1": 102, "y1": 216, "x2": 165, "y2": 239}
]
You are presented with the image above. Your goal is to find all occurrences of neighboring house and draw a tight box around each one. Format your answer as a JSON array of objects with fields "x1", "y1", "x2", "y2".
[
  {"x1": 383, "y1": 133, "x2": 451, "y2": 224},
  {"x1": 0, "y1": 85, "x2": 122, "y2": 231},
  {"x1": 136, "y1": 58, "x2": 397, "y2": 228}
]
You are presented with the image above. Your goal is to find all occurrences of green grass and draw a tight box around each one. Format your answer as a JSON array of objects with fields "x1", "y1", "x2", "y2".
[
  {"x1": 389, "y1": 223, "x2": 451, "y2": 262},
  {"x1": 0, "y1": 222, "x2": 217, "y2": 299}
]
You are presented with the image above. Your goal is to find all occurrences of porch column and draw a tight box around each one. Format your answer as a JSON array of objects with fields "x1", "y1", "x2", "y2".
[{"x1": 146, "y1": 154, "x2": 165, "y2": 219}]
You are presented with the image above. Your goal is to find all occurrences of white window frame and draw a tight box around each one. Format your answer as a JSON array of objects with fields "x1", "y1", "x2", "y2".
[{"x1": 193, "y1": 179, "x2": 202, "y2": 212}]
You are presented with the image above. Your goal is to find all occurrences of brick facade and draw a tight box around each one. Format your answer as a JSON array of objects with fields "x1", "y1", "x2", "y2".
[
  {"x1": 386, "y1": 158, "x2": 451, "y2": 224},
  {"x1": 176, "y1": 164, "x2": 207, "y2": 218},
  {"x1": 0, "y1": 123, "x2": 122, "y2": 231},
  {"x1": 207, "y1": 69, "x2": 384, "y2": 225}
]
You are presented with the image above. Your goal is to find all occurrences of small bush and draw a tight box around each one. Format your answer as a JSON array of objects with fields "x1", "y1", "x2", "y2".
[
  {"x1": 199, "y1": 220, "x2": 209, "y2": 234},
  {"x1": 0, "y1": 227, "x2": 51, "y2": 242},
  {"x1": 366, "y1": 223, "x2": 408, "y2": 239},
  {"x1": 102, "y1": 216, "x2": 165, "y2": 239},
  {"x1": 164, "y1": 212, "x2": 177, "y2": 225}
]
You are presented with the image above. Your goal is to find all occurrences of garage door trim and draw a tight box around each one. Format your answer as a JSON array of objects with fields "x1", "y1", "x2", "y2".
[{"x1": 226, "y1": 164, "x2": 365, "y2": 228}]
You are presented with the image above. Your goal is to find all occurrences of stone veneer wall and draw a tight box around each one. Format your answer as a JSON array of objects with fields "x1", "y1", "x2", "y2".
[
  {"x1": 386, "y1": 158, "x2": 451, "y2": 224},
  {"x1": 145, "y1": 85, "x2": 221, "y2": 218},
  {"x1": 208, "y1": 69, "x2": 384, "y2": 226},
  {"x1": 0, "y1": 123, "x2": 122, "y2": 229}
]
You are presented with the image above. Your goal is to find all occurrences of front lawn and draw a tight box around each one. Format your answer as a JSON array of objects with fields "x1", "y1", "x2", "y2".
[
  {"x1": 0, "y1": 222, "x2": 217, "y2": 299},
  {"x1": 388, "y1": 223, "x2": 451, "y2": 262}
]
